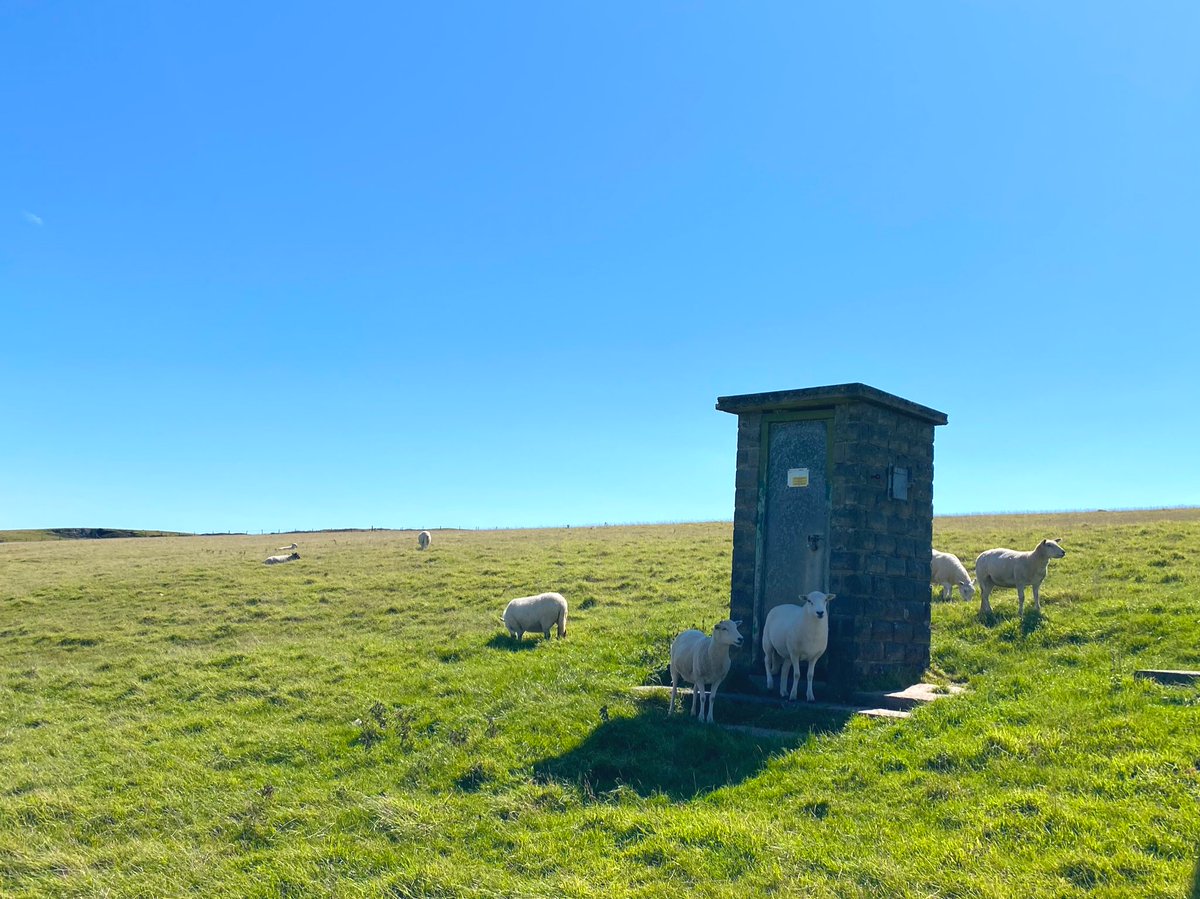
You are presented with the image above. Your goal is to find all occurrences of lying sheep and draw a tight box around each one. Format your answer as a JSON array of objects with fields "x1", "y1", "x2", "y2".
[
  {"x1": 502, "y1": 592, "x2": 568, "y2": 640},
  {"x1": 931, "y1": 549, "x2": 976, "y2": 603},
  {"x1": 417, "y1": 531, "x2": 431, "y2": 550},
  {"x1": 275, "y1": 543, "x2": 298, "y2": 551},
  {"x1": 762, "y1": 591, "x2": 836, "y2": 702},
  {"x1": 668, "y1": 619, "x2": 743, "y2": 723},
  {"x1": 263, "y1": 552, "x2": 300, "y2": 565},
  {"x1": 975, "y1": 539, "x2": 1066, "y2": 616}
]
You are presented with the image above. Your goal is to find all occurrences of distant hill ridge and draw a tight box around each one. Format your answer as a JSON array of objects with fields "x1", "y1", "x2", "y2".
[{"x1": 0, "y1": 528, "x2": 191, "y2": 542}]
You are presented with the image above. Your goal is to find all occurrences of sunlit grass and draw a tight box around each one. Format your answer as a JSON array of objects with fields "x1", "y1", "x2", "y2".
[{"x1": 1, "y1": 514, "x2": 1198, "y2": 896}]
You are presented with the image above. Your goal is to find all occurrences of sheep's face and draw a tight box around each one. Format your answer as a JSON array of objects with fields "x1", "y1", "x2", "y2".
[
  {"x1": 798, "y1": 591, "x2": 836, "y2": 620},
  {"x1": 959, "y1": 579, "x2": 976, "y2": 602},
  {"x1": 1040, "y1": 539, "x2": 1066, "y2": 559},
  {"x1": 713, "y1": 619, "x2": 743, "y2": 648}
]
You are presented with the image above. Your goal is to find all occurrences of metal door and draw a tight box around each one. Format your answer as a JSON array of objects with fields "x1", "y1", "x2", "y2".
[{"x1": 757, "y1": 417, "x2": 831, "y2": 626}]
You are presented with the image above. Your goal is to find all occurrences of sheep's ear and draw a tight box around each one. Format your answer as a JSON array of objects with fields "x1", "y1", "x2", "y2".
[
  {"x1": 825, "y1": 594, "x2": 837, "y2": 603},
  {"x1": 733, "y1": 620, "x2": 742, "y2": 627},
  {"x1": 798, "y1": 595, "x2": 811, "y2": 605}
]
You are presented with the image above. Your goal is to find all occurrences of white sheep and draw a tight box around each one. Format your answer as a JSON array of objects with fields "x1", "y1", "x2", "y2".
[
  {"x1": 417, "y1": 531, "x2": 431, "y2": 550},
  {"x1": 975, "y1": 539, "x2": 1066, "y2": 616},
  {"x1": 668, "y1": 619, "x2": 743, "y2": 723},
  {"x1": 931, "y1": 549, "x2": 976, "y2": 603},
  {"x1": 263, "y1": 552, "x2": 300, "y2": 565},
  {"x1": 502, "y1": 592, "x2": 568, "y2": 640},
  {"x1": 275, "y1": 543, "x2": 298, "y2": 551},
  {"x1": 762, "y1": 591, "x2": 836, "y2": 702}
]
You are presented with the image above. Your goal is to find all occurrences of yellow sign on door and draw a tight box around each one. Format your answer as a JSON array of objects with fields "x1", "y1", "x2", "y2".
[{"x1": 788, "y1": 468, "x2": 810, "y2": 488}]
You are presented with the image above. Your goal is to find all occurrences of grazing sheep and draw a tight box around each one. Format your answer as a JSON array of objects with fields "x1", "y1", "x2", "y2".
[
  {"x1": 417, "y1": 531, "x2": 431, "y2": 550},
  {"x1": 668, "y1": 619, "x2": 743, "y2": 723},
  {"x1": 975, "y1": 539, "x2": 1066, "y2": 616},
  {"x1": 263, "y1": 552, "x2": 300, "y2": 565},
  {"x1": 275, "y1": 543, "x2": 298, "y2": 551},
  {"x1": 762, "y1": 591, "x2": 836, "y2": 702},
  {"x1": 502, "y1": 592, "x2": 568, "y2": 640},
  {"x1": 931, "y1": 549, "x2": 976, "y2": 603}
]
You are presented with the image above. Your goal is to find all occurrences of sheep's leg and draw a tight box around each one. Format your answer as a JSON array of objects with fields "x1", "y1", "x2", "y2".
[
  {"x1": 543, "y1": 628, "x2": 551, "y2": 640},
  {"x1": 787, "y1": 657, "x2": 800, "y2": 702},
  {"x1": 1032, "y1": 582, "x2": 1041, "y2": 612},
  {"x1": 979, "y1": 581, "x2": 992, "y2": 616},
  {"x1": 705, "y1": 681, "x2": 721, "y2": 723},
  {"x1": 1017, "y1": 586, "x2": 1026, "y2": 617},
  {"x1": 940, "y1": 584, "x2": 950, "y2": 602},
  {"x1": 668, "y1": 666, "x2": 678, "y2": 716},
  {"x1": 691, "y1": 682, "x2": 701, "y2": 717},
  {"x1": 779, "y1": 659, "x2": 791, "y2": 698},
  {"x1": 763, "y1": 648, "x2": 775, "y2": 691},
  {"x1": 806, "y1": 658, "x2": 817, "y2": 702}
]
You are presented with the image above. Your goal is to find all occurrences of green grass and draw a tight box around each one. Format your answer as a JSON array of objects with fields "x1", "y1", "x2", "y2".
[{"x1": 1, "y1": 515, "x2": 1198, "y2": 897}]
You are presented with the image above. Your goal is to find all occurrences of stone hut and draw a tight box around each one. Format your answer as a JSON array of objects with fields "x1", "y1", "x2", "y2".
[{"x1": 716, "y1": 383, "x2": 948, "y2": 695}]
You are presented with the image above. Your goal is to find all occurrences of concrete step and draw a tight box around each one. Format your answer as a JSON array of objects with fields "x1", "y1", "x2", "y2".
[
  {"x1": 1134, "y1": 669, "x2": 1200, "y2": 686},
  {"x1": 631, "y1": 685, "x2": 913, "y2": 721},
  {"x1": 852, "y1": 682, "x2": 967, "y2": 711},
  {"x1": 633, "y1": 679, "x2": 968, "y2": 728}
]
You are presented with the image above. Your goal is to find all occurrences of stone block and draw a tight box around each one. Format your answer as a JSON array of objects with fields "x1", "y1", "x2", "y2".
[
  {"x1": 830, "y1": 550, "x2": 859, "y2": 571},
  {"x1": 871, "y1": 620, "x2": 895, "y2": 641},
  {"x1": 859, "y1": 642, "x2": 884, "y2": 662},
  {"x1": 871, "y1": 577, "x2": 895, "y2": 600},
  {"x1": 905, "y1": 644, "x2": 929, "y2": 666}
]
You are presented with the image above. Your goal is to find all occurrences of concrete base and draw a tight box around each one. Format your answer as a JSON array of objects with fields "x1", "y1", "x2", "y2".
[
  {"x1": 632, "y1": 680, "x2": 965, "y2": 728},
  {"x1": 1134, "y1": 669, "x2": 1200, "y2": 686}
]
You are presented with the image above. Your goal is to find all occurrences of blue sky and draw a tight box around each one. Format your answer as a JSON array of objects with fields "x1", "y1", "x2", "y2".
[{"x1": 3, "y1": 2, "x2": 1199, "y2": 533}]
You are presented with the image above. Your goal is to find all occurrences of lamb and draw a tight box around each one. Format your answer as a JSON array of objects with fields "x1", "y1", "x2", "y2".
[
  {"x1": 417, "y1": 531, "x2": 431, "y2": 550},
  {"x1": 975, "y1": 539, "x2": 1066, "y2": 616},
  {"x1": 502, "y1": 592, "x2": 568, "y2": 640},
  {"x1": 668, "y1": 619, "x2": 743, "y2": 723},
  {"x1": 275, "y1": 543, "x2": 298, "y2": 551},
  {"x1": 762, "y1": 591, "x2": 836, "y2": 702},
  {"x1": 263, "y1": 552, "x2": 300, "y2": 565},
  {"x1": 931, "y1": 549, "x2": 975, "y2": 603}
]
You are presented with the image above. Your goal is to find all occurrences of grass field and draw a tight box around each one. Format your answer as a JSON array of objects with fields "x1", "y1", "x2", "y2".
[{"x1": 2, "y1": 511, "x2": 1198, "y2": 897}]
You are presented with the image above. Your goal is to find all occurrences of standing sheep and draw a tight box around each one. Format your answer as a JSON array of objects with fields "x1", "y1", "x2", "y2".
[
  {"x1": 975, "y1": 538, "x2": 1066, "y2": 616},
  {"x1": 931, "y1": 549, "x2": 976, "y2": 603},
  {"x1": 502, "y1": 592, "x2": 568, "y2": 640},
  {"x1": 668, "y1": 619, "x2": 743, "y2": 723},
  {"x1": 762, "y1": 591, "x2": 836, "y2": 702},
  {"x1": 417, "y1": 531, "x2": 431, "y2": 551}
]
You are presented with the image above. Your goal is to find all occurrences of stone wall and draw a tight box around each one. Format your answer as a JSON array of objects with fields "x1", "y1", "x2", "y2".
[
  {"x1": 825, "y1": 402, "x2": 935, "y2": 693},
  {"x1": 729, "y1": 411, "x2": 763, "y2": 632}
]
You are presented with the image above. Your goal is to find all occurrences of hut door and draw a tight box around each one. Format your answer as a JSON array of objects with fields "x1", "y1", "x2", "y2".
[{"x1": 759, "y1": 417, "x2": 831, "y2": 624}]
